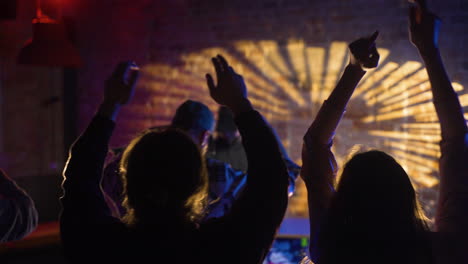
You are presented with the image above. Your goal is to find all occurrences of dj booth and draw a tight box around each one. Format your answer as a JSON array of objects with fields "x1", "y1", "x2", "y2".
[{"x1": 264, "y1": 218, "x2": 310, "y2": 264}]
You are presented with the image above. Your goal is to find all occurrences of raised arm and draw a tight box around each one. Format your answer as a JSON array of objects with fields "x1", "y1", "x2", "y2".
[
  {"x1": 409, "y1": 0, "x2": 467, "y2": 140},
  {"x1": 302, "y1": 33, "x2": 380, "y2": 261},
  {"x1": 0, "y1": 169, "x2": 38, "y2": 243},
  {"x1": 60, "y1": 62, "x2": 139, "y2": 253},
  {"x1": 409, "y1": 0, "x2": 468, "y2": 234},
  {"x1": 203, "y1": 55, "x2": 290, "y2": 263}
]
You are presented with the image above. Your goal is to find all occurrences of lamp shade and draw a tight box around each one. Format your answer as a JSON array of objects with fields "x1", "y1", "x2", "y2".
[{"x1": 18, "y1": 18, "x2": 82, "y2": 67}]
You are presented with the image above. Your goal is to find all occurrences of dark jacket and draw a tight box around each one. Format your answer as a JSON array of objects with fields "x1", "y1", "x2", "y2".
[{"x1": 59, "y1": 110, "x2": 289, "y2": 264}]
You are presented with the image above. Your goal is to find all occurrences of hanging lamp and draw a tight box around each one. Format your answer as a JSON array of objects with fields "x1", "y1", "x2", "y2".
[{"x1": 17, "y1": 0, "x2": 82, "y2": 67}]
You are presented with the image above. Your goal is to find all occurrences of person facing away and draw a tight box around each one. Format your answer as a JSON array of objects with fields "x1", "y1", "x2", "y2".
[
  {"x1": 102, "y1": 99, "x2": 239, "y2": 218},
  {"x1": 102, "y1": 99, "x2": 300, "y2": 220},
  {"x1": 59, "y1": 56, "x2": 290, "y2": 264},
  {"x1": 301, "y1": 1, "x2": 468, "y2": 264},
  {"x1": 100, "y1": 99, "x2": 217, "y2": 217},
  {"x1": 0, "y1": 168, "x2": 38, "y2": 243}
]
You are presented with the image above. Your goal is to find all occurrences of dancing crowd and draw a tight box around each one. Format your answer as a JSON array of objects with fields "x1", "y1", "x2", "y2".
[{"x1": 1, "y1": 1, "x2": 467, "y2": 263}]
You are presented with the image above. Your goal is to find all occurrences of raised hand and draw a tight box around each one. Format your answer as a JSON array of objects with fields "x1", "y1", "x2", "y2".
[
  {"x1": 348, "y1": 31, "x2": 380, "y2": 70},
  {"x1": 104, "y1": 61, "x2": 140, "y2": 106},
  {"x1": 408, "y1": 0, "x2": 441, "y2": 53},
  {"x1": 99, "y1": 61, "x2": 140, "y2": 121},
  {"x1": 206, "y1": 55, "x2": 252, "y2": 115}
]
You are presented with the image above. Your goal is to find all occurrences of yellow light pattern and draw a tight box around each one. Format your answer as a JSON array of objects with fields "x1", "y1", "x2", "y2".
[
  {"x1": 354, "y1": 62, "x2": 399, "y2": 96},
  {"x1": 383, "y1": 141, "x2": 439, "y2": 158},
  {"x1": 363, "y1": 61, "x2": 423, "y2": 102},
  {"x1": 369, "y1": 130, "x2": 441, "y2": 143},
  {"x1": 307, "y1": 47, "x2": 326, "y2": 108},
  {"x1": 324, "y1": 42, "x2": 348, "y2": 93},
  {"x1": 132, "y1": 40, "x2": 467, "y2": 221}
]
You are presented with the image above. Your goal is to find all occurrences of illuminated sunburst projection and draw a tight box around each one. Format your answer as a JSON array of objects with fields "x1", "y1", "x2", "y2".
[{"x1": 128, "y1": 40, "x2": 467, "y2": 223}]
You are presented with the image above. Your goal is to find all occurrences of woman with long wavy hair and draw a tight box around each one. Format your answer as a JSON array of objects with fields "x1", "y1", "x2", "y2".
[
  {"x1": 301, "y1": 1, "x2": 468, "y2": 263},
  {"x1": 60, "y1": 55, "x2": 290, "y2": 264}
]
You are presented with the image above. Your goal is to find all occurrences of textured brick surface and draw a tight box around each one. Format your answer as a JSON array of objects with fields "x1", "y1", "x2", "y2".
[
  {"x1": 68, "y1": 0, "x2": 468, "y2": 222},
  {"x1": 1, "y1": 0, "x2": 468, "y2": 222}
]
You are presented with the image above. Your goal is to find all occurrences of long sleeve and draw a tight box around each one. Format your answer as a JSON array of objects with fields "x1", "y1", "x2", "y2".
[
  {"x1": 201, "y1": 110, "x2": 290, "y2": 264},
  {"x1": 421, "y1": 51, "x2": 467, "y2": 140},
  {"x1": 60, "y1": 114, "x2": 124, "y2": 260},
  {"x1": 0, "y1": 174, "x2": 38, "y2": 243},
  {"x1": 301, "y1": 65, "x2": 365, "y2": 261},
  {"x1": 419, "y1": 50, "x2": 468, "y2": 233}
]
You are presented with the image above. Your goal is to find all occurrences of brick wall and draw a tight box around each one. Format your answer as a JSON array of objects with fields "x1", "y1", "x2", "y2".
[
  {"x1": 68, "y1": 0, "x2": 468, "y2": 222},
  {"x1": 1, "y1": 0, "x2": 467, "y2": 222},
  {"x1": 69, "y1": 0, "x2": 468, "y2": 151}
]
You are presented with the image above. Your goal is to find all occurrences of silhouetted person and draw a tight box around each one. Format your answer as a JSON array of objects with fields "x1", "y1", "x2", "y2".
[
  {"x1": 301, "y1": 31, "x2": 390, "y2": 264},
  {"x1": 0, "y1": 168, "x2": 38, "y2": 243},
  {"x1": 101, "y1": 99, "x2": 237, "y2": 218},
  {"x1": 102, "y1": 100, "x2": 299, "y2": 219},
  {"x1": 301, "y1": 1, "x2": 468, "y2": 264},
  {"x1": 60, "y1": 56, "x2": 290, "y2": 264}
]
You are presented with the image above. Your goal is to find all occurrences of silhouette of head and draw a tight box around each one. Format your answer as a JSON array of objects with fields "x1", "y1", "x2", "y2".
[
  {"x1": 171, "y1": 100, "x2": 215, "y2": 149},
  {"x1": 120, "y1": 128, "x2": 208, "y2": 226},
  {"x1": 330, "y1": 150, "x2": 427, "y2": 231},
  {"x1": 318, "y1": 150, "x2": 431, "y2": 264}
]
